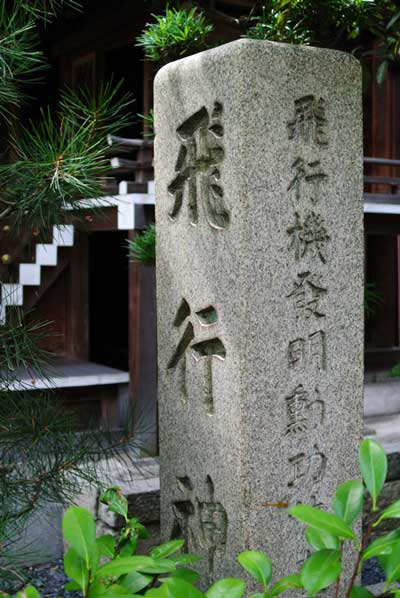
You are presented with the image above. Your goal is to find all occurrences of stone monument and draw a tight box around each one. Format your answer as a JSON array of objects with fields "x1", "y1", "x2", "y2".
[{"x1": 155, "y1": 39, "x2": 364, "y2": 591}]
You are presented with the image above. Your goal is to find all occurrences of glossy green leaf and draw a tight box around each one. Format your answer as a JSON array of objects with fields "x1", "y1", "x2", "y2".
[
  {"x1": 151, "y1": 540, "x2": 185, "y2": 559},
  {"x1": 377, "y1": 541, "x2": 400, "y2": 583},
  {"x1": 237, "y1": 550, "x2": 272, "y2": 586},
  {"x1": 333, "y1": 480, "x2": 364, "y2": 524},
  {"x1": 375, "y1": 499, "x2": 400, "y2": 526},
  {"x1": 100, "y1": 584, "x2": 143, "y2": 598},
  {"x1": 64, "y1": 547, "x2": 89, "y2": 592},
  {"x1": 362, "y1": 529, "x2": 400, "y2": 561},
  {"x1": 350, "y1": 587, "x2": 374, "y2": 597},
  {"x1": 63, "y1": 506, "x2": 97, "y2": 568},
  {"x1": 128, "y1": 518, "x2": 150, "y2": 539},
  {"x1": 288, "y1": 505, "x2": 356, "y2": 540},
  {"x1": 171, "y1": 568, "x2": 200, "y2": 584},
  {"x1": 300, "y1": 549, "x2": 341, "y2": 594},
  {"x1": 97, "y1": 534, "x2": 116, "y2": 558},
  {"x1": 65, "y1": 581, "x2": 81, "y2": 591},
  {"x1": 120, "y1": 571, "x2": 152, "y2": 593},
  {"x1": 359, "y1": 439, "x2": 387, "y2": 511},
  {"x1": 270, "y1": 574, "x2": 302, "y2": 595},
  {"x1": 100, "y1": 487, "x2": 128, "y2": 521},
  {"x1": 160, "y1": 576, "x2": 204, "y2": 598},
  {"x1": 169, "y1": 554, "x2": 202, "y2": 565},
  {"x1": 205, "y1": 579, "x2": 245, "y2": 598},
  {"x1": 306, "y1": 528, "x2": 340, "y2": 550},
  {"x1": 95, "y1": 556, "x2": 174, "y2": 578},
  {"x1": 16, "y1": 587, "x2": 40, "y2": 598}
]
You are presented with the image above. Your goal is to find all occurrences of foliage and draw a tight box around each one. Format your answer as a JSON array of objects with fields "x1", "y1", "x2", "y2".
[
  {"x1": 365, "y1": 282, "x2": 383, "y2": 320},
  {"x1": 136, "y1": 7, "x2": 213, "y2": 64},
  {"x1": 390, "y1": 363, "x2": 400, "y2": 378},
  {"x1": 0, "y1": 0, "x2": 136, "y2": 588},
  {"x1": 244, "y1": 1, "x2": 400, "y2": 81},
  {"x1": 0, "y1": 82, "x2": 134, "y2": 230},
  {"x1": 127, "y1": 225, "x2": 156, "y2": 266},
  {"x1": 12, "y1": 440, "x2": 400, "y2": 597},
  {"x1": 138, "y1": 109, "x2": 155, "y2": 139}
]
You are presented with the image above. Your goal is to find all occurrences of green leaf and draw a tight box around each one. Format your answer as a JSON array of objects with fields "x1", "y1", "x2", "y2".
[
  {"x1": 377, "y1": 541, "x2": 400, "y2": 583},
  {"x1": 375, "y1": 499, "x2": 400, "y2": 526},
  {"x1": 159, "y1": 577, "x2": 204, "y2": 598},
  {"x1": 270, "y1": 574, "x2": 302, "y2": 595},
  {"x1": 63, "y1": 506, "x2": 97, "y2": 568},
  {"x1": 100, "y1": 487, "x2": 129, "y2": 521},
  {"x1": 377, "y1": 60, "x2": 389, "y2": 85},
  {"x1": 333, "y1": 480, "x2": 364, "y2": 524},
  {"x1": 64, "y1": 547, "x2": 89, "y2": 592},
  {"x1": 65, "y1": 581, "x2": 81, "y2": 591},
  {"x1": 95, "y1": 556, "x2": 176, "y2": 579},
  {"x1": 350, "y1": 587, "x2": 374, "y2": 597},
  {"x1": 205, "y1": 579, "x2": 245, "y2": 598},
  {"x1": 120, "y1": 571, "x2": 153, "y2": 593},
  {"x1": 169, "y1": 554, "x2": 202, "y2": 565},
  {"x1": 300, "y1": 550, "x2": 341, "y2": 594},
  {"x1": 171, "y1": 568, "x2": 200, "y2": 584},
  {"x1": 151, "y1": 540, "x2": 185, "y2": 559},
  {"x1": 359, "y1": 439, "x2": 387, "y2": 511},
  {"x1": 98, "y1": 584, "x2": 143, "y2": 598},
  {"x1": 16, "y1": 587, "x2": 40, "y2": 598},
  {"x1": 97, "y1": 534, "x2": 116, "y2": 558},
  {"x1": 237, "y1": 550, "x2": 272, "y2": 587},
  {"x1": 362, "y1": 529, "x2": 400, "y2": 561},
  {"x1": 306, "y1": 528, "x2": 340, "y2": 550},
  {"x1": 288, "y1": 505, "x2": 356, "y2": 540}
]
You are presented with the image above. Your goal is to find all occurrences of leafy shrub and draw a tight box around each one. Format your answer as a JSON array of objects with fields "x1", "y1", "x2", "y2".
[
  {"x1": 10, "y1": 439, "x2": 400, "y2": 597},
  {"x1": 136, "y1": 7, "x2": 213, "y2": 65},
  {"x1": 127, "y1": 225, "x2": 156, "y2": 266}
]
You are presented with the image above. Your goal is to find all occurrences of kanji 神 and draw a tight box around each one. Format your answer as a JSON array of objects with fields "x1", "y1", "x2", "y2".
[
  {"x1": 287, "y1": 95, "x2": 328, "y2": 146},
  {"x1": 168, "y1": 102, "x2": 230, "y2": 230},
  {"x1": 167, "y1": 298, "x2": 226, "y2": 413},
  {"x1": 287, "y1": 211, "x2": 330, "y2": 263},
  {"x1": 287, "y1": 271, "x2": 327, "y2": 318},
  {"x1": 287, "y1": 158, "x2": 328, "y2": 203},
  {"x1": 170, "y1": 475, "x2": 227, "y2": 580}
]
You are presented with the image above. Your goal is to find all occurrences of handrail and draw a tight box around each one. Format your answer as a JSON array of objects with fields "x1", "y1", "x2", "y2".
[{"x1": 364, "y1": 157, "x2": 400, "y2": 167}]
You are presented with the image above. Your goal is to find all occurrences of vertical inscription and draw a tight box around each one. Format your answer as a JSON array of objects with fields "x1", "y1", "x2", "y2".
[{"x1": 284, "y1": 95, "x2": 330, "y2": 517}]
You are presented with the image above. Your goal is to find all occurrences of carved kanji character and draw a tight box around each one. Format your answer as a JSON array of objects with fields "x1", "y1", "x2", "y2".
[
  {"x1": 287, "y1": 211, "x2": 330, "y2": 263},
  {"x1": 287, "y1": 95, "x2": 328, "y2": 146},
  {"x1": 168, "y1": 102, "x2": 229, "y2": 229},
  {"x1": 287, "y1": 158, "x2": 328, "y2": 203},
  {"x1": 287, "y1": 272, "x2": 327, "y2": 319}
]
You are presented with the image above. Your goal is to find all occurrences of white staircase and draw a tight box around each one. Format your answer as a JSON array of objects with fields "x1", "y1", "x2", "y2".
[
  {"x1": 0, "y1": 224, "x2": 74, "y2": 324},
  {"x1": 0, "y1": 180, "x2": 155, "y2": 325}
]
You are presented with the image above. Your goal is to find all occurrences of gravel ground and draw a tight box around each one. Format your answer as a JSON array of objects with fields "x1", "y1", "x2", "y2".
[
  {"x1": 20, "y1": 558, "x2": 385, "y2": 597},
  {"x1": 24, "y1": 561, "x2": 79, "y2": 598},
  {"x1": 361, "y1": 558, "x2": 386, "y2": 587}
]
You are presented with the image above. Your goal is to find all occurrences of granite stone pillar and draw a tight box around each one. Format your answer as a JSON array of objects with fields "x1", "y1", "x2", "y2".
[{"x1": 155, "y1": 39, "x2": 364, "y2": 591}]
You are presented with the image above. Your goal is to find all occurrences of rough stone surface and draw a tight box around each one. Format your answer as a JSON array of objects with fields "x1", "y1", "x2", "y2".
[{"x1": 155, "y1": 39, "x2": 364, "y2": 592}]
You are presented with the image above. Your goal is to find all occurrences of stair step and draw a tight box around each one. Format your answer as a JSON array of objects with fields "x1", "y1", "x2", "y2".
[
  {"x1": 52, "y1": 225, "x2": 74, "y2": 247},
  {"x1": 19, "y1": 263, "x2": 41, "y2": 286},
  {"x1": 36, "y1": 244, "x2": 58, "y2": 266},
  {"x1": 0, "y1": 283, "x2": 23, "y2": 324}
]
